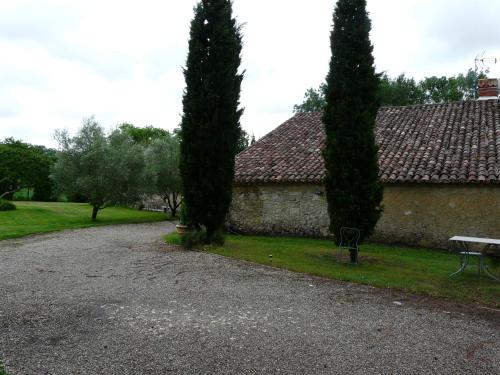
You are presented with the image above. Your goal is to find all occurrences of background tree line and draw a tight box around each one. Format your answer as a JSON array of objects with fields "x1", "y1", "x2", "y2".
[
  {"x1": 1, "y1": 116, "x2": 253, "y2": 220},
  {"x1": 294, "y1": 69, "x2": 486, "y2": 113},
  {"x1": 0, "y1": 138, "x2": 56, "y2": 201},
  {"x1": 1, "y1": 120, "x2": 189, "y2": 220}
]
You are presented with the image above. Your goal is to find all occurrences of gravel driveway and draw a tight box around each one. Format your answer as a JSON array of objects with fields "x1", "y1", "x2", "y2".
[{"x1": 0, "y1": 223, "x2": 498, "y2": 374}]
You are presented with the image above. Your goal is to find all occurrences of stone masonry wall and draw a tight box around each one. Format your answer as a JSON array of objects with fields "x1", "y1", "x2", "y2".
[
  {"x1": 229, "y1": 184, "x2": 330, "y2": 237},
  {"x1": 372, "y1": 184, "x2": 500, "y2": 248},
  {"x1": 228, "y1": 184, "x2": 500, "y2": 248}
]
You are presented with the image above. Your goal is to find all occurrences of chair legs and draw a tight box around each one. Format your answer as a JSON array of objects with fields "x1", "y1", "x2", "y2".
[
  {"x1": 349, "y1": 249, "x2": 358, "y2": 264},
  {"x1": 337, "y1": 247, "x2": 358, "y2": 264}
]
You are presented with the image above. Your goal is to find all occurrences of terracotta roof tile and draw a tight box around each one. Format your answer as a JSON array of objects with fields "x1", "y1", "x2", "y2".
[{"x1": 235, "y1": 100, "x2": 500, "y2": 184}]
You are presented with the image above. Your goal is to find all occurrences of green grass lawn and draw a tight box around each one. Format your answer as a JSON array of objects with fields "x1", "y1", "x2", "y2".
[
  {"x1": 165, "y1": 233, "x2": 500, "y2": 307},
  {"x1": 0, "y1": 201, "x2": 167, "y2": 241},
  {"x1": 12, "y1": 188, "x2": 32, "y2": 201},
  {"x1": 12, "y1": 188, "x2": 68, "y2": 202}
]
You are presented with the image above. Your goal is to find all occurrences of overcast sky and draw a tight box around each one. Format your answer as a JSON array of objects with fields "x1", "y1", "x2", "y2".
[{"x1": 1, "y1": 0, "x2": 500, "y2": 148}]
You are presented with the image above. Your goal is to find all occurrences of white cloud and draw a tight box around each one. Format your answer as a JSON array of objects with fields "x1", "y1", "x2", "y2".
[{"x1": 1, "y1": 0, "x2": 499, "y2": 147}]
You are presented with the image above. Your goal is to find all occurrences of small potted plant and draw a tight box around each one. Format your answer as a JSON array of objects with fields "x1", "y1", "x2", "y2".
[{"x1": 176, "y1": 201, "x2": 191, "y2": 234}]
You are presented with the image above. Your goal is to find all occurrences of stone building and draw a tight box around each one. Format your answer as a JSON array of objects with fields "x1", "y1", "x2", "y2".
[{"x1": 228, "y1": 99, "x2": 500, "y2": 248}]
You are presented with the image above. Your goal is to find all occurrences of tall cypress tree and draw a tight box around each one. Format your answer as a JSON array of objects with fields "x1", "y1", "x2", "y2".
[
  {"x1": 323, "y1": 0, "x2": 383, "y2": 260},
  {"x1": 180, "y1": 0, "x2": 243, "y2": 242}
]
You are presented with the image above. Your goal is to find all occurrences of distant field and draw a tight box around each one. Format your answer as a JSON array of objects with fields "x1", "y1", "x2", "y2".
[
  {"x1": 12, "y1": 188, "x2": 67, "y2": 202},
  {"x1": 0, "y1": 201, "x2": 166, "y2": 240}
]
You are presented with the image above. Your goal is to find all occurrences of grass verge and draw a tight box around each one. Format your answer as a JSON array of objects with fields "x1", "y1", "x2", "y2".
[
  {"x1": 0, "y1": 360, "x2": 7, "y2": 375},
  {"x1": 0, "y1": 201, "x2": 167, "y2": 241},
  {"x1": 165, "y1": 232, "x2": 500, "y2": 307}
]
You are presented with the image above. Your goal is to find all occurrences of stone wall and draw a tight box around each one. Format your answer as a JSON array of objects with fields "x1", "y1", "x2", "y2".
[
  {"x1": 228, "y1": 184, "x2": 500, "y2": 248},
  {"x1": 372, "y1": 184, "x2": 500, "y2": 248},
  {"x1": 229, "y1": 184, "x2": 330, "y2": 237}
]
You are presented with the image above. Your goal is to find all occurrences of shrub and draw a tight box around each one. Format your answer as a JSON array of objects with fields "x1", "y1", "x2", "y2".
[
  {"x1": 68, "y1": 192, "x2": 89, "y2": 203},
  {"x1": 208, "y1": 230, "x2": 225, "y2": 246},
  {"x1": 0, "y1": 199, "x2": 16, "y2": 211},
  {"x1": 180, "y1": 228, "x2": 225, "y2": 249},
  {"x1": 181, "y1": 230, "x2": 207, "y2": 249},
  {"x1": 179, "y1": 201, "x2": 191, "y2": 225}
]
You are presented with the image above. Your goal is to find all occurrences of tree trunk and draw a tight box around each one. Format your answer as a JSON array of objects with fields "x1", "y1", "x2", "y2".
[
  {"x1": 1, "y1": 189, "x2": 18, "y2": 200},
  {"x1": 166, "y1": 195, "x2": 174, "y2": 216},
  {"x1": 91, "y1": 206, "x2": 99, "y2": 221},
  {"x1": 167, "y1": 193, "x2": 181, "y2": 218},
  {"x1": 171, "y1": 193, "x2": 179, "y2": 218},
  {"x1": 206, "y1": 225, "x2": 215, "y2": 244}
]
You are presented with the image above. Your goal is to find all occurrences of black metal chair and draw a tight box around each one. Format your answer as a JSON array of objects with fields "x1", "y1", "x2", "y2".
[{"x1": 338, "y1": 227, "x2": 361, "y2": 264}]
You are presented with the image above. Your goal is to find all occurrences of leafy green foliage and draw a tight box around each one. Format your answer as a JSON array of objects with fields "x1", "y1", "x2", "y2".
[
  {"x1": 0, "y1": 199, "x2": 16, "y2": 211},
  {"x1": 12, "y1": 188, "x2": 32, "y2": 201},
  {"x1": 208, "y1": 229, "x2": 225, "y2": 246},
  {"x1": 53, "y1": 119, "x2": 183, "y2": 220},
  {"x1": 52, "y1": 117, "x2": 145, "y2": 221},
  {"x1": 107, "y1": 129, "x2": 146, "y2": 205},
  {"x1": 237, "y1": 129, "x2": 250, "y2": 153},
  {"x1": 52, "y1": 118, "x2": 109, "y2": 220},
  {"x1": 323, "y1": 0, "x2": 383, "y2": 250},
  {"x1": 119, "y1": 123, "x2": 170, "y2": 144},
  {"x1": 181, "y1": 229, "x2": 208, "y2": 249},
  {"x1": 178, "y1": 200, "x2": 190, "y2": 225},
  {"x1": 0, "y1": 138, "x2": 56, "y2": 201},
  {"x1": 67, "y1": 192, "x2": 89, "y2": 203},
  {"x1": 417, "y1": 69, "x2": 485, "y2": 103},
  {"x1": 169, "y1": 227, "x2": 225, "y2": 249},
  {"x1": 293, "y1": 84, "x2": 327, "y2": 113},
  {"x1": 378, "y1": 73, "x2": 423, "y2": 106},
  {"x1": 180, "y1": 0, "x2": 243, "y2": 242},
  {"x1": 236, "y1": 130, "x2": 257, "y2": 153},
  {"x1": 143, "y1": 134, "x2": 182, "y2": 216},
  {"x1": 295, "y1": 69, "x2": 486, "y2": 112}
]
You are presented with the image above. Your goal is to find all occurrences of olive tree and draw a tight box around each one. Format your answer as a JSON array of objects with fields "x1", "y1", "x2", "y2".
[
  {"x1": 52, "y1": 117, "x2": 145, "y2": 221},
  {"x1": 143, "y1": 135, "x2": 182, "y2": 217}
]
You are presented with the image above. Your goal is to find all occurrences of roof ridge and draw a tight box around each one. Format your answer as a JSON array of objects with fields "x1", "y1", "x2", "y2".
[{"x1": 379, "y1": 98, "x2": 500, "y2": 110}]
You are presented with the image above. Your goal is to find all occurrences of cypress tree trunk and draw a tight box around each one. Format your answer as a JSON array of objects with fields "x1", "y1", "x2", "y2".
[
  {"x1": 180, "y1": 0, "x2": 243, "y2": 243},
  {"x1": 323, "y1": 0, "x2": 383, "y2": 249}
]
